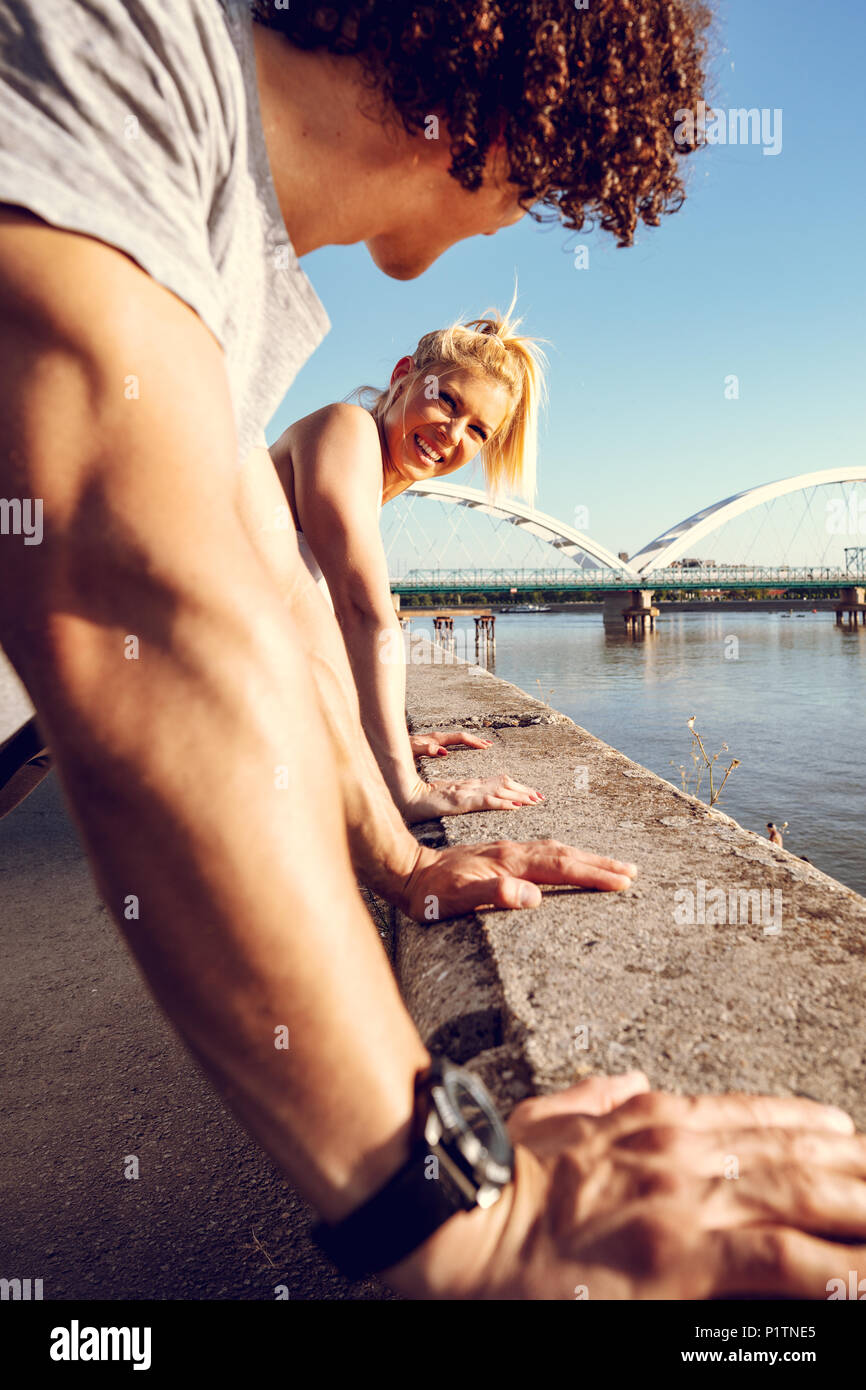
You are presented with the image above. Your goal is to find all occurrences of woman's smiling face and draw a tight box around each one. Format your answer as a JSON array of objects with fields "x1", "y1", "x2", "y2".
[{"x1": 380, "y1": 359, "x2": 513, "y2": 486}]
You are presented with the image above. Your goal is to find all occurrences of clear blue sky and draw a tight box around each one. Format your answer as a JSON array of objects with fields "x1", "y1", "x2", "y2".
[{"x1": 267, "y1": 0, "x2": 866, "y2": 562}]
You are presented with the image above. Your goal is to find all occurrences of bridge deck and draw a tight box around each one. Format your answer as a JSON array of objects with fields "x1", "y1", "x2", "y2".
[{"x1": 392, "y1": 566, "x2": 866, "y2": 594}]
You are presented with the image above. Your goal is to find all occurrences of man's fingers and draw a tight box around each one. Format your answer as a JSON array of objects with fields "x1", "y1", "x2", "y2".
[
  {"x1": 609, "y1": 1090, "x2": 854, "y2": 1138},
  {"x1": 520, "y1": 858, "x2": 636, "y2": 891},
  {"x1": 622, "y1": 1124, "x2": 866, "y2": 1178},
  {"x1": 513, "y1": 1099, "x2": 859, "y2": 1160},
  {"x1": 490, "y1": 876, "x2": 543, "y2": 910},
  {"x1": 434, "y1": 875, "x2": 543, "y2": 916},
  {"x1": 476, "y1": 841, "x2": 639, "y2": 884},
  {"x1": 510, "y1": 1073, "x2": 651, "y2": 1138},
  {"x1": 503, "y1": 858, "x2": 634, "y2": 890},
  {"x1": 713, "y1": 1227, "x2": 866, "y2": 1299},
  {"x1": 718, "y1": 1167, "x2": 866, "y2": 1239},
  {"x1": 550, "y1": 1073, "x2": 652, "y2": 1115}
]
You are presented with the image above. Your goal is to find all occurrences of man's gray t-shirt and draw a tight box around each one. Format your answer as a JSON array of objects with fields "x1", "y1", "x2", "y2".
[{"x1": 0, "y1": 0, "x2": 330, "y2": 463}]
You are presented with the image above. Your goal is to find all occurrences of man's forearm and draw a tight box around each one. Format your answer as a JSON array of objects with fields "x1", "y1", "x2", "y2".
[
  {"x1": 4, "y1": 551, "x2": 429, "y2": 1222},
  {"x1": 333, "y1": 602, "x2": 420, "y2": 809},
  {"x1": 291, "y1": 582, "x2": 429, "y2": 903},
  {"x1": 236, "y1": 447, "x2": 430, "y2": 906},
  {"x1": 0, "y1": 217, "x2": 426, "y2": 1282}
]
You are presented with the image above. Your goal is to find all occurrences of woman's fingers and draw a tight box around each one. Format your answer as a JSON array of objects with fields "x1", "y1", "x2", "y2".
[
  {"x1": 475, "y1": 776, "x2": 544, "y2": 803},
  {"x1": 427, "y1": 777, "x2": 544, "y2": 807},
  {"x1": 497, "y1": 783, "x2": 544, "y2": 806},
  {"x1": 439, "y1": 792, "x2": 539, "y2": 814},
  {"x1": 440, "y1": 796, "x2": 519, "y2": 814},
  {"x1": 434, "y1": 730, "x2": 492, "y2": 749},
  {"x1": 408, "y1": 735, "x2": 442, "y2": 757},
  {"x1": 413, "y1": 730, "x2": 493, "y2": 753}
]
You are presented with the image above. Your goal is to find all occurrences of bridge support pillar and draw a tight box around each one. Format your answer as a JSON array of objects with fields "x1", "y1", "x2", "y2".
[
  {"x1": 603, "y1": 589, "x2": 658, "y2": 636},
  {"x1": 836, "y1": 586, "x2": 866, "y2": 627}
]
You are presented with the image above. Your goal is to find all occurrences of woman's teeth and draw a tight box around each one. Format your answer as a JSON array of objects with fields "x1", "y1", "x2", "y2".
[{"x1": 414, "y1": 434, "x2": 443, "y2": 464}]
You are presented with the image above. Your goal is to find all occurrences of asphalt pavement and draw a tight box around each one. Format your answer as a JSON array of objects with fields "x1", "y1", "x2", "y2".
[{"x1": 0, "y1": 769, "x2": 393, "y2": 1301}]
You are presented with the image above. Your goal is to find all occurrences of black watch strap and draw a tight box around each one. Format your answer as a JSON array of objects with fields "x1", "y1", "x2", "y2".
[{"x1": 311, "y1": 1135, "x2": 472, "y2": 1281}]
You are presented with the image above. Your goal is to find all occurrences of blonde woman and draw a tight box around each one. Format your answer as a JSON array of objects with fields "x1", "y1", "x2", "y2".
[
  {"x1": 3, "y1": 306, "x2": 638, "y2": 893},
  {"x1": 265, "y1": 307, "x2": 549, "y2": 825}
]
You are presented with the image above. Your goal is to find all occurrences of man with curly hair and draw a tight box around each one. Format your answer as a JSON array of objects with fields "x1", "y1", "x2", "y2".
[
  {"x1": 250, "y1": 0, "x2": 713, "y2": 256},
  {"x1": 1, "y1": 0, "x2": 863, "y2": 1302}
]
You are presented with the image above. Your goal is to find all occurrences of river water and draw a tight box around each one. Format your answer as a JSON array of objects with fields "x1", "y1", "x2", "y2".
[
  {"x1": 3, "y1": 610, "x2": 864, "y2": 895},
  {"x1": 414, "y1": 609, "x2": 866, "y2": 897}
]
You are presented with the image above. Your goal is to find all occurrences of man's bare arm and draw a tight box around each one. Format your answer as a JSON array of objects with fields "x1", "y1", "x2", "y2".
[
  {"x1": 4, "y1": 215, "x2": 865, "y2": 1302},
  {"x1": 0, "y1": 210, "x2": 430, "y2": 1223}
]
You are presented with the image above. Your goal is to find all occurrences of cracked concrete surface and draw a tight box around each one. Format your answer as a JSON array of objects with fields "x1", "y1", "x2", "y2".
[{"x1": 399, "y1": 651, "x2": 866, "y2": 1126}]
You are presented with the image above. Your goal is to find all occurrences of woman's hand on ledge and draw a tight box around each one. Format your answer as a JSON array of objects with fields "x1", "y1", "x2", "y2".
[
  {"x1": 403, "y1": 774, "x2": 543, "y2": 823},
  {"x1": 408, "y1": 729, "x2": 493, "y2": 758},
  {"x1": 400, "y1": 839, "x2": 638, "y2": 921}
]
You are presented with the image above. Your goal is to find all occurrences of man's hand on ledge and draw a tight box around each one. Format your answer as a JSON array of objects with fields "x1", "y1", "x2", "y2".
[
  {"x1": 400, "y1": 839, "x2": 638, "y2": 921},
  {"x1": 385, "y1": 1075, "x2": 866, "y2": 1300},
  {"x1": 402, "y1": 774, "x2": 544, "y2": 823},
  {"x1": 408, "y1": 729, "x2": 493, "y2": 758}
]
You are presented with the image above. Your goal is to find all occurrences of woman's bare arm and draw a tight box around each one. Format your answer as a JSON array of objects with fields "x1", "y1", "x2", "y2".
[
  {"x1": 237, "y1": 441, "x2": 638, "y2": 905},
  {"x1": 279, "y1": 404, "x2": 543, "y2": 822}
]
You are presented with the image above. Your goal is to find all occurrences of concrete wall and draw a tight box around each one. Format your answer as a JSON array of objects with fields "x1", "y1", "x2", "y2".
[
  {"x1": 2, "y1": 644, "x2": 864, "y2": 1301},
  {"x1": 396, "y1": 650, "x2": 866, "y2": 1127}
]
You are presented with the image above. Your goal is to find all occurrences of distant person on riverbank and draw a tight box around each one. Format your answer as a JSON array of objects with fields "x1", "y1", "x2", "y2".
[
  {"x1": 258, "y1": 301, "x2": 548, "y2": 820},
  {"x1": 4, "y1": 0, "x2": 864, "y2": 1303},
  {"x1": 768, "y1": 822, "x2": 784, "y2": 847}
]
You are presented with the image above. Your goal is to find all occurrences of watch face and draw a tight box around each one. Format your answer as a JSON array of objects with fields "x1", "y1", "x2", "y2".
[{"x1": 439, "y1": 1065, "x2": 514, "y2": 1180}]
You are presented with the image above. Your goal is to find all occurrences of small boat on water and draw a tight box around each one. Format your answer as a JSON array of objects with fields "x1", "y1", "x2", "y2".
[{"x1": 507, "y1": 604, "x2": 551, "y2": 613}]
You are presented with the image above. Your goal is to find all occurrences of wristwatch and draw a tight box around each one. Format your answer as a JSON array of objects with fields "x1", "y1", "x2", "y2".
[{"x1": 311, "y1": 1056, "x2": 514, "y2": 1280}]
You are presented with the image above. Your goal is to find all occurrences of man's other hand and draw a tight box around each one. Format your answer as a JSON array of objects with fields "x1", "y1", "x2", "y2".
[{"x1": 401, "y1": 839, "x2": 638, "y2": 920}]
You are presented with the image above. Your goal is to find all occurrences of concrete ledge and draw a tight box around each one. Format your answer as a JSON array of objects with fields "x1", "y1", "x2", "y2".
[
  {"x1": 2, "y1": 644, "x2": 864, "y2": 1299},
  {"x1": 398, "y1": 651, "x2": 866, "y2": 1126}
]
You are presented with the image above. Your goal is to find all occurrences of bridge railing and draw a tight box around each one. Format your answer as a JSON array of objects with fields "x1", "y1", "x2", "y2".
[{"x1": 391, "y1": 565, "x2": 866, "y2": 593}]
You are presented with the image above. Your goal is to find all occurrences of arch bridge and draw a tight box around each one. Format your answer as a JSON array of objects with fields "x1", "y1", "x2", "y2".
[{"x1": 388, "y1": 469, "x2": 866, "y2": 598}]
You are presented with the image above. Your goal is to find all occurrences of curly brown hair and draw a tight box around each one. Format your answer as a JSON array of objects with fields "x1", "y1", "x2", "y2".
[{"x1": 250, "y1": 0, "x2": 714, "y2": 247}]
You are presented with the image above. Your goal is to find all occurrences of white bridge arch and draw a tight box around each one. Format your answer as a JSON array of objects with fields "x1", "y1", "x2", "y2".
[
  {"x1": 630, "y1": 467, "x2": 866, "y2": 576},
  {"x1": 405, "y1": 479, "x2": 638, "y2": 576}
]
